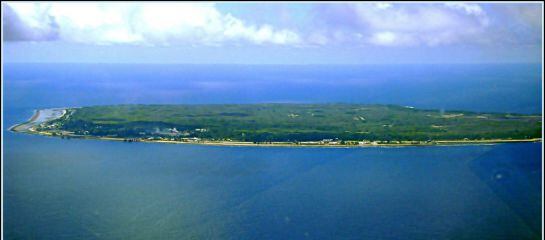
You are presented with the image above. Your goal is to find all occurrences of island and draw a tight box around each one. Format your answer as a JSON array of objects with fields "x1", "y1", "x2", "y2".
[{"x1": 10, "y1": 104, "x2": 542, "y2": 147}]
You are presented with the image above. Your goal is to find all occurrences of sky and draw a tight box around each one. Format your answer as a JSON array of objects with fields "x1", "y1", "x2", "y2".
[{"x1": 2, "y1": 2, "x2": 543, "y2": 64}]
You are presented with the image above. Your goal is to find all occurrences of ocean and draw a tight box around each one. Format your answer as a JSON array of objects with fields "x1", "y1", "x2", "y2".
[
  {"x1": 3, "y1": 63, "x2": 542, "y2": 113},
  {"x1": 3, "y1": 63, "x2": 543, "y2": 239}
]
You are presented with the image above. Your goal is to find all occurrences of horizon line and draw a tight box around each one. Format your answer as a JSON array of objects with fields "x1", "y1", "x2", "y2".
[{"x1": 3, "y1": 62, "x2": 542, "y2": 65}]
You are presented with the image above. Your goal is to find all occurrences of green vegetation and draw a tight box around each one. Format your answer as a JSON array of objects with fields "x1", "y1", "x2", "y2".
[{"x1": 44, "y1": 104, "x2": 542, "y2": 143}]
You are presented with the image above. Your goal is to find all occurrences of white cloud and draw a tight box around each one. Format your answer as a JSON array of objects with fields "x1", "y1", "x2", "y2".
[
  {"x1": 444, "y1": 3, "x2": 484, "y2": 16},
  {"x1": 369, "y1": 31, "x2": 396, "y2": 46},
  {"x1": 4, "y1": 2, "x2": 539, "y2": 49},
  {"x1": 3, "y1": 2, "x2": 301, "y2": 46},
  {"x1": 313, "y1": 3, "x2": 491, "y2": 47},
  {"x1": 374, "y1": 3, "x2": 392, "y2": 10},
  {"x1": 444, "y1": 3, "x2": 489, "y2": 25},
  {"x1": 369, "y1": 31, "x2": 416, "y2": 46}
]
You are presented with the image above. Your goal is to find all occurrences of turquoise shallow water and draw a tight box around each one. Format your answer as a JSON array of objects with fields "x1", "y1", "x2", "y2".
[{"x1": 3, "y1": 64, "x2": 543, "y2": 239}]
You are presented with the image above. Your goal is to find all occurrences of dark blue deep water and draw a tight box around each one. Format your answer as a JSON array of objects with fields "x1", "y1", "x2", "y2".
[
  {"x1": 3, "y1": 63, "x2": 543, "y2": 239},
  {"x1": 3, "y1": 63, "x2": 543, "y2": 113}
]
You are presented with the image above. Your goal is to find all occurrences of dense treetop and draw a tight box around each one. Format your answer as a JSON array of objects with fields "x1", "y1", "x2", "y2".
[{"x1": 47, "y1": 104, "x2": 542, "y2": 142}]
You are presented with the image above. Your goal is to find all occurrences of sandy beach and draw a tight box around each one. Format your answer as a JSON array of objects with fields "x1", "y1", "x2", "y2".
[
  {"x1": 9, "y1": 110, "x2": 41, "y2": 132},
  {"x1": 9, "y1": 108, "x2": 67, "y2": 132}
]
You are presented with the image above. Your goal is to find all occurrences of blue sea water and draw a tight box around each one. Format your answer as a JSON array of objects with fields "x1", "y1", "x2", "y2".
[
  {"x1": 3, "y1": 63, "x2": 542, "y2": 113},
  {"x1": 2, "y1": 63, "x2": 543, "y2": 239}
]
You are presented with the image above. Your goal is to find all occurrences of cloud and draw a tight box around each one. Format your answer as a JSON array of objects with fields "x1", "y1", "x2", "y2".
[
  {"x1": 2, "y1": 2, "x2": 301, "y2": 46},
  {"x1": 491, "y1": 4, "x2": 542, "y2": 46},
  {"x1": 369, "y1": 31, "x2": 413, "y2": 46},
  {"x1": 308, "y1": 3, "x2": 492, "y2": 47},
  {"x1": 2, "y1": 3, "x2": 59, "y2": 41},
  {"x1": 444, "y1": 3, "x2": 486, "y2": 17},
  {"x1": 3, "y1": 2, "x2": 541, "y2": 49}
]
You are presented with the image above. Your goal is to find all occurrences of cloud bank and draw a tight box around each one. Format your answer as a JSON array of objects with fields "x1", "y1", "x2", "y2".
[
  {"x1": 2, "y1": 2, "x2": 301, "y2": 46},
  {"x1": 2, "y1": 2, "x2": 542, "y2": 48},
  {"x1": 308, "y1": 3, "x2": 493, "y2": 47}
]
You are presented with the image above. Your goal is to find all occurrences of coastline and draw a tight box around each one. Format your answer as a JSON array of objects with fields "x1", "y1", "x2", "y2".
[
  {"x1": 8, "y1": 109, "x2": 40, "y2": 132},
  {"x1": 9, "y1": 108, "x2": 67, "y2": 132},
  {"x1": 9, "y1": 107, "x2": 542, "y2": 148},
  {"x1": 10, "y1": 128, "x2": 542, "y2": 148}
]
